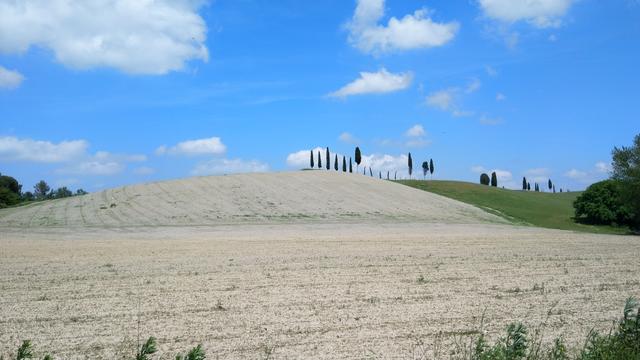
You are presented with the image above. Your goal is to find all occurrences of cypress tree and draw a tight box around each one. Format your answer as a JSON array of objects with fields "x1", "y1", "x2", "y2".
[
  {"x1": 334, "y1": 154, "x2": 338, "y2": 171},
  {"x1": 349, "y1": 157, "x2": 353, "y2": 173},
  {"x1": 363, "y1": 166, "x2": 366, "y2": 175},
  {"x1": 394, "y1": 171, "x2": 397, "y2": 180},
  {"x1": 480, "y1": 173, "x2": 490, "y2": 185},
  {"x1": 490, "y1": 172, "x2": 498, "y2": 187},
  {"x1": 369, "y1": 168, "x2": 373, "y2": 177},
  {"x1": 548, "y1": 179, "x2": 552, "y2": 191},
  {"x1": 522, "y1": 177, "x2": 527, "y2": 191},
  {"x1": 342, "y1": 156, "x2": 347, "y2": 172},
  {"x1": 326, "y1": 147, "x2": 330, "y2": 170},
  {"x1": 429, "y1": 159, "x2": 434, "y2": 179},
  {"x1": 553, "y1": 184, "x2": 556, "y2": 193},
  {"x1": 355, "y1": 147, "x2": 362, "y2": 171},
  {"x1": 310, "y1": 150, "x2": 314, "y2": 168},
  {"x1": 527, "y1": 182, "x2": 531, "y2": 191},
  {"x1": 408, "y1": 153, "x2": 413, "y2": 179},
  {"x1": 379, "y1": 171, "x2": 382, "y2": 179},
  {"x1": 317, "y1": 151, "x2": 322, "y2": 168},
  {"x1": 387, "y1": 171, "x2": 390, "y2": 180},
  {"x1": 422, "y1": 161, "x2": 429, "y2": 180}
]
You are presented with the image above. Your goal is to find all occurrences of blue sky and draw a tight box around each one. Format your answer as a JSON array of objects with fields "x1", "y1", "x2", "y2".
[{"x1": 0, "y1": 0, "x2": 639, "y2": 192}]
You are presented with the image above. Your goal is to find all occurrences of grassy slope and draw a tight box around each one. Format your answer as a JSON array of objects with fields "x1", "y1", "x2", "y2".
[{"x1": 397, "y1": 180, "x2": 628, "y2": 234}]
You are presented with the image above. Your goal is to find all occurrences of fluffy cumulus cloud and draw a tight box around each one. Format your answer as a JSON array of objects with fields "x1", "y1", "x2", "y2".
[
  {"x1": 426, "y1": 89, "x2": 455, "y2": 111},
  {"x1": 347, "y1": 0, "x2": 459, "y2": 54},
  {"x1": 191, "y1": 158, "x2": 269, "y2": 176},
  {"x1": 405, "y1": 124, "x2": 425, "y2": 137},
  {"x1": 156, "y1": 137, "x2": 227, "y2": 156},
  {"x1": 0, "y1": 135, "x2": 145, "y2": 176},
  {"x1": 287, "y1": 147, "x2": 325, "y2": 168},
  {"x1": 329, "y1": 68, "x2": 413, "y2": 98},
  {"x1": 0, "y1": 0, "x2": 209, "y2": 74},
  {"x1": 478, "y1": 0, "x2": 576, "y2": 28},
  {"x1": 0, "y1": 136, "x2": 88, "y2": 162},
  {"x1": 564, "y1": 162, "x2": 611, "y2": 184},
  {"x1": 0, "y1": 66, "x2": 24, "y2": 89}
]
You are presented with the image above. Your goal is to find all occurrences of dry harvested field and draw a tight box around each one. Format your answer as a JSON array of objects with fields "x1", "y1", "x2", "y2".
[{"x1": 1, "y1": 172, "x2": 639, "y2": 359}]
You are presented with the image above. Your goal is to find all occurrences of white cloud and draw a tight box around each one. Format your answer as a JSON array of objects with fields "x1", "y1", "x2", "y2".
[
  {"x1": 347, "y1": 0, "x2": 459, "y2": 54},
  {"x1": 156, "y1": 137, "x2": 226, "y2": 156},
  {"x1": 329, "y1": 68, "x2": 413, "y2": 98},
  {"x1": 405, "y1": 124, "x2": 425, "y2": 137},
  {"x1": 339, "y1": 132, "x2": 358, "y2": 144},
  {"x1": 286, "y1": 147, "x2": 325, "y2": 168},
  {"x1": 525, "y1": 167, "x2": 551, "y2": 182},
  {"x1": 0, "y1": 136, "x2": 88, "y2": 162},
  {"x1": 496, "y1": 92, "x2": 506, "y2": 101},
  {"x1": 479, "y1": 115, "x2": 503, "y2": 126},
  {"x1": 478, "y1": 0, "x2": 576, "y2": 28},
  {"x1": 191, "y1": 158, "x2": 269, "y2": 176},
  {"x1": 426, "y1": 88, "x2": 455, "y2": 111},
  {"x1": 0, "y1": 66, "x2": 24, "y2": 89},
  {"x1": 405, "y1": 138, "x2": 431, "y2": 148},
  {"x1": 595, "y1": 161, "x2": 611, "y2": 174},
  {"x1": 60, "y1": 160, "x2": 125, "y2": 176},
  {"x1": 361, "y1": 153, "x2": 410, "y2": 175},
  {"x1": 0, "y1": 0, "x2": 208, "y2": 75},
  {"x1": 465, "y1": 78, "x2": 481, "y2": 94},
  {"x1": 565, "y1": 168, "x2": 588, "y2": 181}
]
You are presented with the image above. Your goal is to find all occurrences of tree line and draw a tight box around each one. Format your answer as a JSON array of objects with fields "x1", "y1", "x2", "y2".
[
  {"x1": 478, "y1": 172, "x2": 567, "y2": 193},
  {"x1": 309, "y1": 147, "x2": 435, "y2": 181},
  {"x1": 0, "y1": 173, "x2": 87, "y2": 208}
]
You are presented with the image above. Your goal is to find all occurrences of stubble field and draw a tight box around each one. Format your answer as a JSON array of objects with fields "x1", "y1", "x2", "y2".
[{"x1": 1, "y1": 172, "x2": 638, "y2": 359}]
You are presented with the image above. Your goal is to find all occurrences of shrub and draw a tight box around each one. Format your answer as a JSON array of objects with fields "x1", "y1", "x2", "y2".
[
  {"x1": 480, "y1": 173, "x2": 491, "y2": 185},
  {"x1": 573, "y1": 180, "x2": 632, "y2": 226}
]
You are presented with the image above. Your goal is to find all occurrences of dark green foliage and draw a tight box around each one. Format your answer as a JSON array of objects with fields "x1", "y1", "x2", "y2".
[
  {"x1": 429, "y1": 159, "x2": 434, "y2": 177},
  {"x1": 523, "y1": 177, "x2": 527, "y2": 191},
  {"x1": 548, "y1": 179, "x2": 553, "y2": 190},
  {"x1": 574, "y1": 180, "x2": 632, "y2": 226},
  {"x1": 387, "y1": 171, "x2": 389, "y2": 180},
  {"x1": 527, "y1": 183, "x2": 531, "y2": 191},
  {"x1": 422, "y1": 161, "x2": 429, "y2": 179},
  {"x1": 310, "y1": 150, "x2": 314, "y2": 168},
  {"x1": 334, "y1": 154, "x2": 338, "y2": 171},
  {"x1": 611, "y1": 133, "x2": 640, "y2": 229},
  {"x1": 317, "y1": 151, "x2": 322, "y2": 169},
  {"x1": 76, "y1": 189, "x2": 87, "y2": 196},
  {"x1": 136, "y1": 337, "x2": 158, "y2": 360},
  {"x1": 53, "y1": 187, "x2": 73, "y2": 199},
  {"x1": 22, "y1": 191, "x2": 35, "y2": 201},
  {"x1": 480, "y1": 173, "x2": 490, "y2": 185},
  {"x1": 349, "y1": 157, "x2": 353, "y2": 173},
  {"x1": 408, "y1": 153, "x2": 413, "y2": 178},
  {"x1": 379, "y1": 171, "x2": 381, "y2": 179},
  {"x1": 491, "y1": 172, "x2": 498, "y2": 187},
  {"x1": 342, "y1": 156, "x2": 347, "y2": 172},
  {"x1": 0, "y1": 174, "x2": 22, "y2": 207},
  {"x1": 175, "y1": 344, "x2": 206, "y2": 360},
  {"x1": 33, "y1": 180, "x2": 50, "y2": 200},
  {"x1": 369, "y1": 167, "x2": 373, "y2": 177},
  {"x1": 16, "y1": 340, "x2": 33, "y2": 360},
  {"x1": 325, "y1": 147, "x2": 330, "y2": 170},
  {"x1": 355, "y1": 146, "x2": 362, "y2": 169}
]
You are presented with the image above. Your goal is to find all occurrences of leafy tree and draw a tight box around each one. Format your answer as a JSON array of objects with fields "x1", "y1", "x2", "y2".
[
  {"x1": 612, "y1": 133, "x2": 640, "y2": 229},
  {"x1": 53, "y1": 187, "x2": 73, "y2": 199},
  {"x1": 491, "y1": 172, "x2": 498, "y2": 187},
  {"x1": 325, "y1": 147, "x2": 330, "y2": 170},
  {"x1": 522, "y1": 177, "x2": 527, "y2": 191},
  {"x1": 355, "y1": 146, "x2": 362, "y2": 170},
  {"x1": 480, "y1": 173, "x2": 490, "y2": 185},
  {"x1": 76, "y1": 189, "x2": 88, "y2": 196},
  {"x1": 34, "y1": 180, "x2": 50, "y2": 200},
  {"x1": 349, "y1": 157, "x2": 353, "y2": 173},
  {"x1": 342, "y1": 155, "x2": 347, "y2": 172},
  {"x1": 0, "y1": 174, "x2": 22, "y2": 194},
  {"x1": 22, "y1": 191, "x2": 35, "y2": 201},
  {"x1": 574, "y1": 180, "x2": 632, "y2": 226},
  {"x1": 408, "y1": 152, "x2": 413, "y2": 179},
  {"x1": 429, "y1": 159, "x2": 434, "y2": 179},
  {"x1": 317, "y1": 151, "x2": 322, "y2": 169},
  {"x1": 310, "y1": 150, "x2": 314, "y2": 168},
  {"x1": 422, "y1": 161, "x2": 429, "y2": 179},
  {"x1": 334, "y1": 154, "x2": 338, "y2": 171}
]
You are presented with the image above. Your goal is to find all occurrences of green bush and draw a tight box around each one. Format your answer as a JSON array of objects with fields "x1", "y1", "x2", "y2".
[{"x1": 573, "y1": 180, "x2": 632, "y2": 226}]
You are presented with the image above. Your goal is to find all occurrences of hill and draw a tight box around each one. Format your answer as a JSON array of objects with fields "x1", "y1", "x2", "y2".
[
  {"x1": 0, "y1": 171, "x2": 505, "y2": 228},
  {"x1": 397, "y1": 180, "x2": 627, "y2": 234}
]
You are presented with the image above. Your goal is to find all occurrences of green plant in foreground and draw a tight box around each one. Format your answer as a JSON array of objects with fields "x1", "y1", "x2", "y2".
[
  {"x1": 136, "y1": 337, "x2": 158, "y2": 360},
  {"x1": 175, "y1": 344, "x2": 206, "y2": 360}
]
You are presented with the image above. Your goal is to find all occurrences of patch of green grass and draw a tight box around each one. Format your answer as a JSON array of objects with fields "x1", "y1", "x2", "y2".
[{"x1": 397, "y1": 180, "x2": 629, "y2": 234}]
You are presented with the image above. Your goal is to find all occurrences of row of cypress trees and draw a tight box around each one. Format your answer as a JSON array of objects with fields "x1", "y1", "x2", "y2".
[{"x1": 309, "y1": 148, "x2": 435, "y2": 180}]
